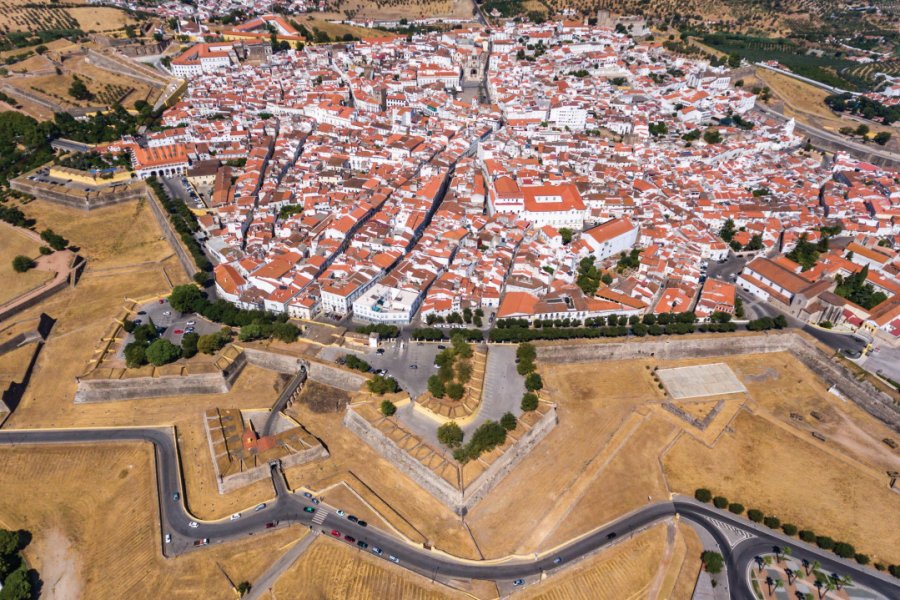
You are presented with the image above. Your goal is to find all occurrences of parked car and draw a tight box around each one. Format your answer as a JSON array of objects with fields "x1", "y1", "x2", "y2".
[
  {"x1": 553, "y1": 557, "x2": 563, "y2": 565},
  {"x1": 265, "y1": 522, "x2": 277, "y2": 528},
  {"x1": 188, "y1": 521, "x2": 198, "y2": 528},
  {"x1": 371, "y1": 547, "x2": 383, "y2": 556},
  {"x1": 137, "y1": 311, "x2": 146, "y2": 315},
  {"x1": 376, "y1": 348, "x2": 385, "y2": 355},
  {"x1": 173, "y1": 329, "x2": 184, "y2": 335},
  {"x1": 230, "y1": 513, "x2": 241, "y2": 521},
  {"x1": 409, "y1": 364, "x2": 418, "y2": 369},
  {"x1": 303, "y1": 492, "x2": 313, "y2": 499},
  {"x1": 193, "y1": 539, "x2": 208, "y2": 547},
  {"x1": 172, "y1": 492, "x2": 180, "y2": 502},
  {"x1": 513, "y1": 579, "x2": 525, "y2": 587},
  {"x1": 336, "y1": 510, "x2": 346, "y2": 517},
  {"x1": 303, "y1": 506, "x2": 315, "y2": 513},
  {"x1": 330, "y1": 530, "x2": 341, "y2": 537},
  {"x1": 343, "y1": 535, "x2": 356, "y2": 543},
  {"x1": 357, "y1": 521, "x2": 367, "y2": 528},
  {"x1": 186, "y1": 320, "x2": 196, "y2": 326},
  {"x1": 437, "y1": 345, "x2": 446, "y2": 350},
  {"x1": 388, "y1": 555, "x2": 400, "y2": 564},
  {"x1": 165, "y1": 534, "x2": 171, "y2": 544},
  {"x1": 254, "y1": 503, "x2": 266, "y2": 512},
  {"x1": 347, "y1": 515, "x2": 359, "y2": 523},
  {"x1": 357, "y1": 540, "x2": 368, "y2": 549}
]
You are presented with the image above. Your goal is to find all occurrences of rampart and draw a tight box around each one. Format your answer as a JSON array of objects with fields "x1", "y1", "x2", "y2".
[
  {"x1": 534, "y1": 332, "x2": 900, "y2": 432},
  {"x1": 307, "y1": 360, "x2": 367, "y2": 392},
  {"x1": 344, "y1": 405, "x2": 558, "y2": 514}
]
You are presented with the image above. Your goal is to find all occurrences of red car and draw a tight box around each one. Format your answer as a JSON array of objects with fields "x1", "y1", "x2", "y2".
[
  {"x1": 174, "y1": 329, "x2": 184, "y2": 335},
  {"x1": 330, "y1": 530, "x2": 341, "y2": 537},
  {"x1": 343, "y1": 535, "x2": 356, "y2": 543}
]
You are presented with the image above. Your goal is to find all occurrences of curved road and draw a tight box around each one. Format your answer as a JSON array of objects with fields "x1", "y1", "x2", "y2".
[{"x1": 0, "y1": 427, "x2": 897, "y2": 598}]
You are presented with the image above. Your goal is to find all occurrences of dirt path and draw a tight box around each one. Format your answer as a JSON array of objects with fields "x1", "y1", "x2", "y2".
[
  {"x1": 27, "y1": 528, "x2": 83, "y2": 600},
  {"x1": 645, "y1": 520, "x2": 676, "y2": 600}
]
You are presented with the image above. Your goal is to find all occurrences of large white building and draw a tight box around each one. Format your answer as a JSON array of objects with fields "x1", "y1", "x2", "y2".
[
  {"x1": 351, "y1": 284, "x2": 422, "y2": 325},
  {"x1": 582, "y1": 217, "x2": 639, "y2": 260}
]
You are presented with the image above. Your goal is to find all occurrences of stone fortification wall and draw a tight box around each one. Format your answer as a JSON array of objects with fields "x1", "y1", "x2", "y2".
[
  {"x1": 75, "y1": 371, "x2": 230, "y2": 403},
  {"x1": 308, "y1": 360, "x2": 366, "y2": 392},
  {"x1": 535, "y1": 332, "x2": 900, "y2": 432},
  {"x1": 241, "y1": 347, "x2": 306, "y2": 374},
  {"x1": 344, "y1": 405, "x2": 558, "y2": 514}
]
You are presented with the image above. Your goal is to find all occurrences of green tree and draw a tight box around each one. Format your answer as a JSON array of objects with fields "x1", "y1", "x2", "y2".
[
  {"x1": 124, "y1": 342, "x2": 147, "y2": 368},
  {"x1": 713, "y1": 496, "x2": 728, "y2": 509},
  {"x1": 427, "y1": 375, "x2": 445, "y2": 398},
  {"x1": 694, "y1": 488, "x2": 712, "y2": 503},
  {"x1": 703, "y1": 129, "x2": 722, "y2": 144},
  {"x1": 181, "y1": 332, "x2": 199, "y2": 358},
  {"x1": 719, "y1": 218, "x2": 736, "y2": 243},
  {"x1": 68, "y1": 76, "x2": 92, "y2": 101},
  {"x1": 701, "y1": 550, "x2": 724, "y2": 574},
  {"x1": 446, "y1": 382, "x2": 465, "y2": 400},
  {"x1": 500, "y1": 412, "x2": 517, "y2": 431},
  {"x1": 168, "y1": 285, "x2": 204, "y2": 313},
  {"x1": 271, "y1": 322, "x2": 300, "y2": 343},
  {"x1": 873, "y1": 131, "x2": 891, "y2": 146},
  {"x1": 456, "y1": 360, "x2": 473, "y2": 383},
  {"x1": 0, "y1": 529, "x2": 18, "y2": 556},
  {"x1": 237, "y1": 581, "x2": 252, "y2": 597},
  {"x1": 521, "y1": 392, "x2": 539, "y2": 411},
  {"x1": 39, "y1": 229, "x2": 68, "y2": 250},
  {"x1": 559, "y1": 227, "x2": 573, "y2": 244},
  {"x1": 367, "y1": 375, "x2": 399, "y2": 395},
  {"x1": 380, "y1": 400, "x2": 396, "y2": 416},
  {"x1": 524, "y1": 372, "x2": 543, "y2": 391},
  {"x1": 11, "y1": 256, "x2": 33, "y2": 273},
  {"x1": 437, "y1": 421, "x2": 464, "y2": 448},
  {"x1": 0, "y1": 565, "x2": 32, "y2": 600},
  {"x1": 145, "y1": 338, "x2": 182, "y2": 366}
]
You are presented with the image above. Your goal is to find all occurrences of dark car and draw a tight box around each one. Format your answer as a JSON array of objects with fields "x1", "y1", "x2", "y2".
[
  {"x1": 344, "y1": 535, "x2": 356, "y2": 543},
  {"x1": 303, "y1": 506, "x2": 315, "y2": 513},
  {"x1": 172, "y1": 492, "x2": 180, "y2": 502},
  {"x1": 513, "y1": 579, "x2": 524, "y2": 587},
  {"x1": 265, "y1": 522, "x2": 277, "y2": 529},
  {"x1": 357, "y1": 521, "x2": 367, "y2": 528},
  {"x1": 137, "y1": 311, "x2": 147, "y2": 315},
  {"x1": 606, "y1": 532, "x2": 617, "y2": 540},
  {"x1": 357, "y1": 540, "x2": 368, "y2": 549},
  {"x1": 347, "y1": 515, "x2": 359, "y2": 523},
  {"x1": 437, "y1": 345, "x2": 446, "y2": 350}
]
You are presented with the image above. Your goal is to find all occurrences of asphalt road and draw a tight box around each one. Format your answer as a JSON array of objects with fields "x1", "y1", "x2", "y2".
[{"x1": 1, "y1": 427, "x2": 897, "y2": 598}]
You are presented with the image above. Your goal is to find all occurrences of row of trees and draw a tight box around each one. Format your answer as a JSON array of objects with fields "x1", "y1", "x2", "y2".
[
  {"x1": 488, "y1": 321, "x2": 739, "y2": 343},
  {"x1": 355, "y1": 323, "x2": 399, "y2": 339},
  {"x1": 146, "y1": 177, "x2": 211, "y2": 282},
  {"x1": 517, "y1": 343, "x2": 543, "y2": 411},
  {"x1": 694, "y1": 488, "x2": 892, "y2": 572},
  {"x1": 411, "y1": 327, "x2": 483, "y2": 342},
  {"x1": 427, "y1": 334, "x2": 474, "y2": 401},
  {"x1": 425, "y1": 307, "x2": 485, "y2": 327},
  {"x1": 746, "y1": 315, "x2": 788, "y2": 331}
]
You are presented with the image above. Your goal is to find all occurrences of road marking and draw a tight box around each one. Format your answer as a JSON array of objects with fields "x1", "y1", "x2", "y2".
[
  {"x1": 706, "y1": 517, "x2": 755, "y2": 548},
  {"x1": 311, "y1": 509, "x2": 328, "y2": 525}
]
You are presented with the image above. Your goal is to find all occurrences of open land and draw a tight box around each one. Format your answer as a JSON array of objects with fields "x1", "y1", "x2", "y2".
[
  {"x1": 0, "y1": 442, "x2": 305, "y2": 600},
  {"x1": 0, "y1": 0, "x2": 136, "y2": 34},
  {"x1": 0, "y1": 225, "x2": 53, "y2": 305},
  {"x1": 321, "y1": 0, "x2": 475, "y2": 22}
]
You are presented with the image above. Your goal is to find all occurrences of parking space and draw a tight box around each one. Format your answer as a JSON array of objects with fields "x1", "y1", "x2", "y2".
[{"x1": 322, "y1": 340, "x2": 444, "y2": 399}]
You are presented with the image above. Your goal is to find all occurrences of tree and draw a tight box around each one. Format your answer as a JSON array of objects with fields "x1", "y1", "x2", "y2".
[
  {"x1": 703, "y1": 129, "x2": 722, "y2": 144},
  {"x1": 0, "y1": 529, "x2": 18, "y2": 556},
  {"x1": 437, "y1": 422, "x2": 464, "y2": 448},
  {"x1": 728, "y1": 502, "x2": 744, "y2": 514},
  {"x1": 367, "y1": 375, "x2": 399, "y2": 395},
  {"x1": 11, "y1": 256, "x2": 33, "y2": 273},
  {"x1": 719, "y1": 218, "x2": 736, "y2": 243},
  {"x1": 713, "y1": 496, "x2": 728, "y2": 509},
  {"x1": 380, "y1": 400, "x2": 396, "y2": 417},
  {"x1": 124, "y1": 342, "x2": 147, "y2": 368},
  {"x1": 873, "y1": 131, "x2": 891, "y2": 146},
  {"x1": 181, "y1": 332, "x2": 199, "y2": 358},
  {"x1": 456, "y1": 360, "x2": 473, "y2": 383},
  {"x1": 815, "y1": 535, "x2": 834, "y2": 550},
  {"x1": 236, "y1": 581, "x2": 252, "y2": 597},
  {"x1": 40, "y1": 228, "x2": 68, "y2": 250},
  {"x1": 559, "y1": 228, "x2": 573, "y2": 244},
  {"x1": 701, "y1": 550, "x2": 724, "y2": 574},
  {"x1": 427, "y1": 375, "x2": 446, "y2": 398},
  {"x1": 521, "y1": 392, "x2": 539, "y2": 411},
  {"x1": 524, "y1": 372, "x2": 543, "y2": 391},
  {"x1": 694, "y1": 488, "x2": 712, "y2": 503},
  {"x1": 500, "y1": 412, "x2": 517, "y2": 431},
  {"x1": 0, "y1": 565, "x2": 32, "y2": 600},
  {"x1": 69, "y1": 76, "x2": 92, "y2": 101},
  {"x1": 145, "y1": 339, "x2": 182, "y2": 366},
  {"x1": 271, "y1": 322, "x2": 300, "y2": 343},
  {"x1": 446, "y1": 382, "x2": 465, "y2": 400},
  {"x1": 781, "y1": 523, "x2": 797, "y2": 536},
  {"x1": 764, "y1": 515, "x2": 781, "y2": 529},
  {"x1": 168, "y1": 285, "x2": 204, "y2": 313}
]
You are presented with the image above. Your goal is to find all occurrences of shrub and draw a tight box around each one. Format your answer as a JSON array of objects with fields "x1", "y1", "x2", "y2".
[
  {"x1": 747, "y1": 509, "x2": 764, "y2": 522},
  {"x1": 854, "y1": 553, "x2": 869, "y2": 565},
  {"x1": 380, "y1": 400, "x2": 396, "y2": 417},
  {"x1": 694, "y1": 488, "x2": 712, "y2": 503},
  {"x1": 367, "y1": 375, "x2": 399, "y2": 395},
  {"x1": 427, "y1": 375, "x2": 445, "y2": 398},
  {"x1": 344, "y1": 354, "x2": 371, "y2": 372},
  {"x1": 520, "y1": 392, "x2": 539, "y2": 412},
  {"x1": 11, "y1": 255, "x2": 33, "y2": 273},
  {"x1": 799, "y1": 530, "x2": 816, "y2": 543},
  {"x1": 815, "y1": 536, "x2": 834, "y2": 550},
  {"x1": 727, "y1": 502, "x2": 744, "y2": 514},
  {"x1": 763, "y1": 516, "x2": 781, "y2": 529},
  {"x1": 833, "y1": 542, "x2": 855, "y2": 558},
  {"x1": 712, "y1": 496, "x2": 728, "y2": 509},
  {"x1": 701, "y1": 550, "x2": 724, "y2": 574},
  {"x1": 781, "y1": 523, "x2": 797, "y2": 536},
  {"x1": 500, "y1": 412, "x2": 517, "y2": 431},
  {"x1": 437, "y1": 422, "x2": 464, "y2": 448},
  {"x1": 874, "y1": 563, "x2": 886, "y2": 571}
]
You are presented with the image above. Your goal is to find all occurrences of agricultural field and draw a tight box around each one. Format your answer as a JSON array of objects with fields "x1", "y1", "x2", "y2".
[
  {"x1": 0, "y1": 0, "x2": 136, "y2": 35},
  {"x1": 842, "y1": 60, "x2": 900, "y2": 92},
  {"x1": 321, "y1": 0, "x2": 476, "y2": 22}
]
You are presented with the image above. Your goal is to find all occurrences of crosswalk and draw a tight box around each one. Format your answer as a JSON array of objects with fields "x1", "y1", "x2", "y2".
[
  {"x1": 707, "y1": 517, "x2": 755, "y2": 548},
  {"x1": 311, "y1": 508, "x2": 328, "y2": 525}
]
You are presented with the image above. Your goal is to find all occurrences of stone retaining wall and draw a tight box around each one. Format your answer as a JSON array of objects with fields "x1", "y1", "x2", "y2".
[
  {"x1": 308, "y1": 361, "x2": 367, "y2": 392},
  {"x1": 242, "y1": 347, "x2": 306, "y2": 374},
  {"x1": 535, "y1": 332, "x2": 900, "y2": 432},
  {"x1": 344, "y1": 405, "x2": 558, "y2": 514},
  {"x1": 75, "y1": 371, "x2": 230, "y2": 403}
]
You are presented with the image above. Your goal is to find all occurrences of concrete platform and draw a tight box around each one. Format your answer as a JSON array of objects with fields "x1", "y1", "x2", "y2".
[{"x1": 657, "y1": 363, "x2": 746, "y2": 400}]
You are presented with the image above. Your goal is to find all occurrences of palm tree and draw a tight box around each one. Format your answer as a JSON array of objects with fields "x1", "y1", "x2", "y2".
[
  {"x1": 802, "y1": 558, "x2": 810, "y2": 576},
  {"x1": 775, "y1": 579, "x2": 784, "y2": 595},
  {"x1": 840, "y1": 575, "x2": 853, "y2": 590},
  {"x1": 755, "y1": 555, "x2": 765, "y2": 573},
  {"x1": 814, "y1": 580, "x2": 824, "y2": 599},
  {"x1": 785, "y1": 568, "x2": 795, "y2": 585},
  {"x1": 783, "y1": 546, "x2": 793, "y2": 561},
  {"x1": 811, "y1": 559, "x2": 821, "y2": 577},
  {"x1": 766, "y1": 576, "x2": 774, "y2": 596}
]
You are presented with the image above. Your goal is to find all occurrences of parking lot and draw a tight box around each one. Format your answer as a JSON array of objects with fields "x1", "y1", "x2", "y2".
[
  {"x1": 117, "y1": 297, "x2": 221, "y2": 359},
  {"x1": 320, "y1": 340, "x2": 446, "y2": 399}
]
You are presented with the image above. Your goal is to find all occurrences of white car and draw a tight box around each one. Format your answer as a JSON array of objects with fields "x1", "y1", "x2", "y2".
[
  {"x1": 230, "y1": 513, "x2": 241, "y2": 521},
  {"x1": 186, "y1": 320, "x2": 196, "y2": 326},
  {"x1": 163, "y1": 311, "x2": 171, "y2": 316},
  {"x1": 188, "y1": 521, "x2": 199, "y2": 528},
  {"x1": 165, "y1": 534, "x2": 172, "y2": 543},
  {"x1": 336, "y1": 510, "x2": 346, "y2": 517}
]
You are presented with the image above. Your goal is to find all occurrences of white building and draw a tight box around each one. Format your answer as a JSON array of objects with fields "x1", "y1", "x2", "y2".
[{"x1": 352, "y1": 284, "x2": 422, "y2": 325}]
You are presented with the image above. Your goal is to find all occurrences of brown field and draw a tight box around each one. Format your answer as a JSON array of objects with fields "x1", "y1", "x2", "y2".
[
  {"x1": 0, "y1": 1, "x2": 135, "y2": 34},
  {"x1": 0, "y1": 227, "x2": 53, "y2": 305},
  {"x1": 268, "y1": 536, "x2": 477, "y2": 600},
  {"x1": 0, "y1": 443, "x2": 306, "y2": 599}
]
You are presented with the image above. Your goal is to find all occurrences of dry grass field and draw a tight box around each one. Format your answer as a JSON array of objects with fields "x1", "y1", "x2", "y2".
[
  {"x1": 0, "y1": 0, "x2": 135, "y2": 34},
  {"x1": 0, "y1": 227, "x2": 53, "y2": 305},
  {"x1": 321, "y1": 0, "x2": 474, "y2": 22},
  {"x1": 0, "y1": 443, "x2": 305, "y2": 600},
  {"x1": 268, "y1": 536, "x2": 477, "y2": 600}
]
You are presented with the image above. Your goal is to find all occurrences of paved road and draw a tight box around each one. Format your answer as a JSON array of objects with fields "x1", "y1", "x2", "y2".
[{"x1": 1, "y1": 427, "x2": 897, "y2": 598}]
